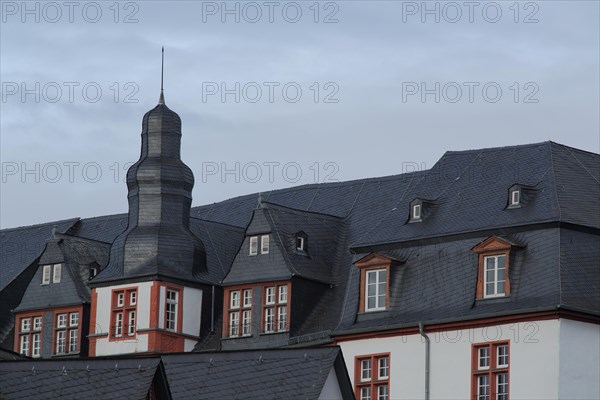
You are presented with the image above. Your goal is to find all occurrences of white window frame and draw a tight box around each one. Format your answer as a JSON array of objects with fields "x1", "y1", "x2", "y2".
[
  {"x1": 265, "y1": 287, "x2": 276, "y2": 305},
  {"x1": 278, "y1": 285, "x2": 288, "y2": 304},
  {"x1": 361, "y1": 359, "x2": 372, "y2": 382},
  {"x1": 128, "y1": 311, "x2": 136, "y2": 336},
  {"x1": 412, "y1": 203, "x2": 421, "y2": 220},
  {"x1": 117, "y1": 292, "x2": 125, "y2": 307},
  {"x1": 296, "y1": 236, "x2": 305, "y2": 251},
  {"x1": 42, "y1": 265, "x2": 51, "y2": 285},
  {"x1": 360, "y1": 387, "x2": 371, "y2": 400},
  {"x1": 53, "y1": 264, "x2": 61, "y2": 283},
  {"x1": 32, "y1": 333, "x2": 41, "y2": 357},
  {"x1": 242, "y1": 310, "x2": 252, "y2": 336},
  {"x1": 261, "y1": 235, "x2": 270, "y2": 254},
  {"x1": 115, "y1": 312, "x2": 123, "y2": 337},
  {"x1": 483, "y1": 255, "x2": 507, "y2": 298},
  {"x1": 277, "y1": 306, "x2": 287, "y2": 332},
  {"x1": 477, "y1": 374, "x2": 490, "y2": 400},
  {"x1": 21, "y1": 318, "x2": 31, "y2": 332},
  {"x1": 20, "y1": 335, "x2": 30, "y2": 356},
  {"x1": 243, "y1": 289, "x2": 252, "y2": 307},
  {"x1": 166, "y1": 289, "x2": 179, "y2": 332},
  {"x1": 69, "y1": 312, "x2": 79, "y2": 327},
  {"x1": 510, "y1": 189, "x2": 520, "y2": 206},
  {"x1": 478, "y1": 346, "x2": 490, "y2": 370},
  {"x1": 264, "y1": 308, "x2": 275, "y2": 333},
  {"x1": 69, "y1": 329, "x2": 78, "y2": 352},
  {"x1": 249, "y1": 236, "x2": 258, "y2": 256},
  {"x1": 378, "y1": 356, "x2": 389, "y2": 379},
  {"x1": 56, "y1": 330, "x2": 66, "y2": 353},
  {"x1": 377, "y1": 385, "x2": 389, "y2": 400},
  {"x1": 130, "y1": 291, "x2": 137, "y2": 306},
  {"x1": 57, "y1": 314, "x2": 67, "y2": 328},
  {"x1": 365, "y1": 269, "x2": 387, "y2": 312},
  {"x1": 230, "y1": 290, "x2": 241, "y2": 309},
  {"x1": 229, "y1": 311, "x2": 240, "y2": 337},
  {"x1": 497, "y1": 345, "x2": 509, "y2": 368},
  {"x1": 33, "y1": 316, "x2": 42, "y2": 331}
]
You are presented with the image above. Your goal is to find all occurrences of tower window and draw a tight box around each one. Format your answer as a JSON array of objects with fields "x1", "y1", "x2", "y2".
[
  {"x1": 510, "y1": 189, "x2": 520, "y2": 206},
  {"x1": 412, "y1": 204, "x2": 421, "y2": 220}
]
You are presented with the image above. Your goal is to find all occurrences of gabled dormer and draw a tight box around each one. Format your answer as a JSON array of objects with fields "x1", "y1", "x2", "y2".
[
  {"x1": 472, "y1": 236, "x2": 523, "y2": 300},
  {"x1": 13, "y1": 234, "x2": 110, "y2": 358},
  {"x1": 221, "y1": 202, "x2": 345, "y2": 349},
  {"x1": 355, "y1": 253, "x2": 404, "y2": 313},
  {"x1": 506, "y1": 184, "x2": 538, "y2": 209}
]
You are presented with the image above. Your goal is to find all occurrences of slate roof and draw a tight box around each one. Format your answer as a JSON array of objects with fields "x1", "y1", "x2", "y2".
[
  {"x1": 0, "y1": 219, "x2": 79, "y2": 291},
  {"x1": 0, "y1": 358, "x2": 161, "y2": 400},
  {"x1": 1, "y1": 141, "x2": 598, "y2": 343},
  {"x1": 15, "y1": 234, "x2": 111, "y2": 312},
  {"x1": 162, "y1": 347, "x2": 350, "y2": 399},
  {"x1": 0, "y1": 347, "x2": 352, "y2": 400}
]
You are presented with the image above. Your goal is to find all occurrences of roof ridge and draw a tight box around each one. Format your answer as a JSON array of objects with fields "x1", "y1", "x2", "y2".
[
  {"x1": 562, "y1": 145, "x2": 600, "y2": 185},
  {"x1": 444, "y1": 141, "x2": 551, "y2": 155},
  {"x1": 1, "y1": 217, "x2": 80, "y2": 233},
  {"x1": 264, "y1": 201, "x2": 343, "y2": 220},
  {"x1": 190, "y1": 216, "x2": 246, "y2": 230}
]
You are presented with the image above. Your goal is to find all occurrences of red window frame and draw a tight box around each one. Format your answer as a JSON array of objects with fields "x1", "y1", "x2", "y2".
[
  {"x1": 472, "y1": 237, "x2": 512, "y2": 299},
  {"x1": 224, "y1": 287, "x2": 253, "y2": 337},
  {"x1": 15, "y1": 313, "x2": 43, "y2": 357},
  {"x1": 262, "y1": 283, "x2": 290, "y2": 334},
  {"x1": 471, "y1": 341, "x2": 510, "y2": 400},
  {"x1": 53, "y1": 307, "x2": 81, "y2": 355},
  {"x1": 110, "y1": 287, "x2": 137, "y2": 341},
  {"x1": 354, "y1": 353, "x2": 391, "y2": 400}
]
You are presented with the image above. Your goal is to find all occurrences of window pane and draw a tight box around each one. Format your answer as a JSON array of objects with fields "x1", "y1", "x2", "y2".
[
  {"x1": 360, "y1": 387, "x2": 371, "y2": 400},
  {"x1": 261, "y1": 235, "x2": 270, "y2": 254},
  {"x1": 277, "y1": 306, "x2": 287, "y2": 331},
  {"x1": 243, "y1": 289, "x2": 252, "y2": 307},
  {"x1": 477, "y1": 375, "x2": 489, "y2": 400},
  {"x1": 378, "y1": 270, "x2": 386, "y2": 284},
  {"x1": 378, "y1": 356, "x2": 389, "y2": 379},
  {"x1": 478, "y1": 347, "x2": 490, "y2": 369},
  {"x1": 367, "y1": 296, "x2": 376, "y2": 310},
  {"x1": 497, "y1": 267, "x2": 505, "y2": 281},
  {"x1": 249, "y1": 236, "x2": 258, "y2": 255},
  {"x1": 497, "y1": 254, "x2": 506, "y2": 268},
  {"x1": 485, "y1": 257, "x2": 496, "y2": 271},
  {"x1": 497, "y1": 345, "x2": 509, "y2": 366},
  {"x1": 497, "y1": 282, "x2": 505, "y2": 294},
  {"x1": 69, "y1": 330, "x2": 78, "y2": 352},
  {"x1": 242, "y1": 310, "x2": 252, "y2": 336},
  {"x1": 485, "y1": 283, "x2": 495, "y2": 296},
  {"x1": 361, "y1": 359, "x2": 372, "y2": 381},
  {"x1": 486, "y1": 270, "x2": 495, "y2": 283},
  {"x1": 497, "y1": 372, "x2": 508, "y2": 400},
  {"x1": 377, "y1": 385, "x2": 389, "y2": 400}
]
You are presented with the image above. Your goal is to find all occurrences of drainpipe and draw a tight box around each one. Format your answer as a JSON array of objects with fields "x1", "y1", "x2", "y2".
[
  {"x1": 210, "y1": 285, "x2": 215, "y2": 332},
  {"x1": 419, "y1": 322, "x2": 430, "y2": 400}
]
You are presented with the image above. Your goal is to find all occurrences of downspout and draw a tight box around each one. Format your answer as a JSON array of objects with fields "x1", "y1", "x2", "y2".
[
  {"x1": 419, "y1": 322, "x2": 430, "y2": 400},
  {"x1": 210, "y1": 285, "x2": 215, "y2": 332}
]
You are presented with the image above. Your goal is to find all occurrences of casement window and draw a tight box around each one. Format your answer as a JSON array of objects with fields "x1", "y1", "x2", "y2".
[
  {"x1": 483, "y1": 255, "x2": 507, "y2": 298},
  {"x1": 111, "y1": 288, "x2": 137, "y2": 339},
  {"x1": 17, "y1": 315, "x2": 43, "y2": 357},
  {"x1": 32, "y1": 333, "x2": 41, "y2": 357},
  {"x1": 356, "y1": 254, "x2": 398, "y2": 314},
  {"x1": 473, "y1": 237, "x2": 514, "y2": 300},
  {"x1": 249, "y1": 236, "x2": 258, "y2": 256},
  {"x1": 409, "y1": 199, "x2": 423, "y2": 222},
  {"x1": 42, "y1": 265, "x2": 51, "y2": 285},
  {"x1": 355, "y1": 354, "x2": 390, "y2": 400},
  {"x1": 165, "y1": 289, "x2": 179, "y2": 332},
  {"x1": 53, "y1": 264, "x2": 61, "y2": 283},
  {"x1": 225, "y1": 287, "x2": 253, "y2": 338},
  {"x1": 365, "y1": 269, "x2": 387, "y2": 311},
  {"x1": 263, "y1": 283, "x2": 290, "y2": 333},
  {"x1": 261, "y1": 235, "x2": 270, "y2": 254},
  {"x1": 55, "y1": 311, "x2": 79, "y2": 354},
  {"x1": 510, "y1": 189, "x2": 520, "y2": 206},
  {"x1": 472, "y1": 342, "x2": 510, "y2": 400},
  {"x1": 20, "y1": 335, "x2": 30, "y2": 356}
]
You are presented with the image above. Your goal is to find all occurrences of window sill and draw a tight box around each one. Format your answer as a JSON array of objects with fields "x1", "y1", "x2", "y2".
[
  {"x1": 476, "y1": 295, "x2": 511, "y2": 302},
  {"x1": 260, "y1": 331, "x2": 289, "y2": 336}
]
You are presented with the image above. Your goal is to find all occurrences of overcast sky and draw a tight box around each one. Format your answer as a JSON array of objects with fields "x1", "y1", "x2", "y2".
[{"x1": 1, "y1": 0, "x2": 598, "y2": 229}]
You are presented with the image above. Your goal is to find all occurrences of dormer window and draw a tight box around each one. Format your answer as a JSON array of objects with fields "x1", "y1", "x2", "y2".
[
  {"x1": 249, "y1": 236, "x2": 258, "y2": 256},
  {"x1": 409, "y1": 199, "x2": 423, "y2": 222},
  {"x1": 472, "y1": 237, "x2": 518, "y2": 299},
  {"x1": 89, "y1": 267, "x2": 98, "y2": 280},
  {"x1": 412, "y1": 204, "x2": 421, "y2": 220},
  {"x1": 53, "y1": 264, "x2": 61, "y2": 283},
  {"x1": 261, "y1": 235, "x2": 270, "y2": 254},
  {"x1": 42, "y1": 265, "x2": 51, "y2": 285},
  {"x1": 508, "y1": 186, "x2": 521, "y2": 208},
  {"x1": 296, "y1": 236, "x2": 305, "y2": 251},
  {"x1": 355, "y1": 253, "x2": 402, "y2": 313}
]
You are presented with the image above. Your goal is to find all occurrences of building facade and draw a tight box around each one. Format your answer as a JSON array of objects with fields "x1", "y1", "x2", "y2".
[{"x1": 1, "y1": 93, "x2": 598, "y2": 399}]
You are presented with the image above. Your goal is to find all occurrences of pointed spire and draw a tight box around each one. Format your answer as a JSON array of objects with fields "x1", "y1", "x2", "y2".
[
  {"x1": 159, "y1": 46, "x2": 165, "y2": 104},
  {"x1": 257, "y1": 192, "x2": 264, "y2": 208}
]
